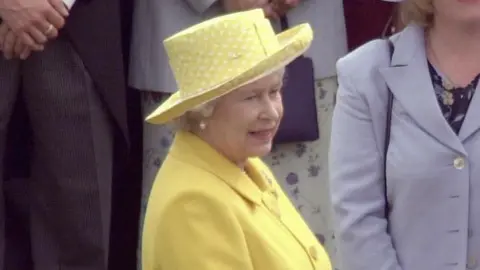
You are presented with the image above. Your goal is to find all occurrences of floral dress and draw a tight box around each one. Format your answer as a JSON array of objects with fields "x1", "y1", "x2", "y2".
[{"x1": 429, "y1": 62, "x2": 480, "y2": 133}]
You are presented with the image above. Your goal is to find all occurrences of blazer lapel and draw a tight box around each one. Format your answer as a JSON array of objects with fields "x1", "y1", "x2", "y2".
[
  {"x1": 379, "y1": 25, "x2": 465, "y2": 155},
  {"x1": 458, "y1": 82, "x2": 480, "y2": 142}
]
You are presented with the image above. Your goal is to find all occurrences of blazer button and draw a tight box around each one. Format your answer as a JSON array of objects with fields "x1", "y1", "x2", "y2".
[
  {"x1": 467, "y1": 257, "x2": 478, "y2": 269},
  {"x1": 271, "y1": 189, "x2": 278, "y2": 199},
  {"x1": 308, "y1": 246, "x2": 318, "y2": 261},
  {"x1": 262, "y1": 194, "x2": 281, "y2": 218},
  {"x1": 454, "y1": 157, "x2": 465, "y2": 170}
]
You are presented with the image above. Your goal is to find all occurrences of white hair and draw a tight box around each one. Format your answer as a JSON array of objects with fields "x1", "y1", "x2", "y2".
[
  {"x1": 171, "y1": 100, "x2": 217, "y2": 131},
  {"x1": 170, "y1": 68, "x2": 286, "y2": 131}
]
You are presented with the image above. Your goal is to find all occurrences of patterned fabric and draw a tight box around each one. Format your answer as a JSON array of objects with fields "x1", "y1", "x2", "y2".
[
  {"x1": 429, "y1": 62, "x2": 479, "y2": 134},
  {"x1": 0, "y1": 38, "x2": 113, "y2": 269}
]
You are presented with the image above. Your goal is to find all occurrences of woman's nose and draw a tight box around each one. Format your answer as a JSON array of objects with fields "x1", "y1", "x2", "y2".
[{"x1": 260, "y1": 98, "x2": 281, "y2": 120}]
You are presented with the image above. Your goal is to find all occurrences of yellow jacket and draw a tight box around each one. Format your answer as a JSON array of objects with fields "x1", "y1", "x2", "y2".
[{"x1": 142, "y1": 131, "x2": 331, "y2": 270}]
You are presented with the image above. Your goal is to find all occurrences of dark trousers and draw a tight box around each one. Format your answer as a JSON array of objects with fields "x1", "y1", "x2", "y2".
[{"x1": 0, "y1": 37, "x2": 113, "y2": 270}]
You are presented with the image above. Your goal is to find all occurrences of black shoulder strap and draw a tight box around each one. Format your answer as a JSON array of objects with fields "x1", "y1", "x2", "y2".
[
  {"x1": 280, "y1": 16, "x2": 289, "y2": 31},
  {"x1": 384, "y1": 39, "x2": 394, "y2": 217}
]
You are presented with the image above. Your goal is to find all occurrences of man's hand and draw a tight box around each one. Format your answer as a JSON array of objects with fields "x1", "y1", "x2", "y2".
[
  {"x1": 0, "y1": 23, "x2": 33, "y2": 59},
  {"x1": 221, "y1": 0, "x2": 279, "y2": 19},
  {"x1": 0, "y1": 0, "x2": 68, "y2": 50}
]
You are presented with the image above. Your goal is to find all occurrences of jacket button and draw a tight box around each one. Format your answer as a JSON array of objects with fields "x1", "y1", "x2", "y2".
[
  {"x1": 467, "y1": 257, "x2": 477, "y2": 269},
  {"x1": 454, "y1": 157, "x2": 465, "y2": 170},
  {"x1": 308, "y1": 246, "x2": 318, "y2": 261},
  {"x1": 262, "y1": 194, "x2": 281, "y2": 218},
  {"x1": 271, "y1": 189, "x2": 278, "y2": 198}
]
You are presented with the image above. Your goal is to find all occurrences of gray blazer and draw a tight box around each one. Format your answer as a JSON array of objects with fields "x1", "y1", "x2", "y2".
[
  {"x1": 329, "y1": 24, "x2": 480, "y2": 270},
  {"x1": 284, "y1": 0, "x2": 347, "y2": 79},
  {"x1": 129, "y1": 0, "x2": 221, "y2": 93}
]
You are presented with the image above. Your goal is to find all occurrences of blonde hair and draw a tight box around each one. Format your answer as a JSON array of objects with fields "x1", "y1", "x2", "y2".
[{"x1": 399, "y1": 0, "x2": 434, "y2": 28}]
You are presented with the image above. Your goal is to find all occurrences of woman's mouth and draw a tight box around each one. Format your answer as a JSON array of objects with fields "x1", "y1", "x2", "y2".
[{"x1": 249, "y1": 129, "x2": 275, "y2": 142}]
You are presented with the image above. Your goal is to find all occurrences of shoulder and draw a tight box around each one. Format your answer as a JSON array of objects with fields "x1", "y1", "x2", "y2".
[
  {"x1": 145, "y1": 153, "x2": 243, "y2": 221},
  {"x1": 161, "y1": 188, "x2": 233, "y2": 221},
  {"x1": 144, "y1": 157, "x2": 239, "y2": 231},
  {"x1": 151, "y1": 155, "x2": 238, "y2": 200},
  {"x1": 142, "y1": 177, "x2": 244, "y2": 268},
  {"x1": 336, "y1": 38, "x2": 390, "y2": 85}
]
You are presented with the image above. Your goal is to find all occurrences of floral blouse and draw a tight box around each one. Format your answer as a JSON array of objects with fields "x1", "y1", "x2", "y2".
[{"x1": 429, "y1": 62, "x2": 480, "y2": 134}]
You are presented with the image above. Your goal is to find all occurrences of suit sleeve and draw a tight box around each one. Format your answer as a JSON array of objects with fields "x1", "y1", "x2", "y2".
[
  {"x1": 184, "y1": 0, "x2": 219, "y2": 14},
  {"x1": 153, "y1": 192, "x2": 254, "y2": 270},
  {"x1": 328, "y1": 60, "x2": 403, "y2": 270}
]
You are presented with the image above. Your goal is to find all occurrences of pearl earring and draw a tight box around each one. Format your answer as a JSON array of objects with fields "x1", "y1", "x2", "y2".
[{"x1": 199, "y1": 121, "x2": 207, "y2": 130}]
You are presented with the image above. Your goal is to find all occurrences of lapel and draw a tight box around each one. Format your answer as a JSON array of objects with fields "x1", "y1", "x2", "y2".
[
  {"x1": 458, "y1": 82, "x2": 480, "y2": 142},
  {"x1": 379, "y1": 25, "x2": 466, "y2": 155}
]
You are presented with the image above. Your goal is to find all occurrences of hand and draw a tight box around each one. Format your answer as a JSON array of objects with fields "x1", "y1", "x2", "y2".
[
  {"x1": 0, "y1": 23, "x2": 33, "y2": 59},
  {"x1": 0, "y1": 0, "x2": 68, "y2": 50},
  {"x1": 270, "y1": 0, "x2": 301, "y2": 17},
  {"x1": 221, "y1": 0, "x2": 280, "y2": 19}
]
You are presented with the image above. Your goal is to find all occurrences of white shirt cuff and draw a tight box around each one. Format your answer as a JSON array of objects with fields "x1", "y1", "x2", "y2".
[{"x1": 63, "y1": 0, "x2": 76, "y2": 9}]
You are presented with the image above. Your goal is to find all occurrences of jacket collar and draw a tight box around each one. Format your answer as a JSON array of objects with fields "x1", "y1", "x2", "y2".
[
  {"x1": 389, "y1": 24, "x2": 425, "y2": 67},
  {"x1": 380, "y1": 24, "x2": 470, "y2": 154},
  {"x1": 169, "y1": 131, "x2": 274, "y2": 206}
]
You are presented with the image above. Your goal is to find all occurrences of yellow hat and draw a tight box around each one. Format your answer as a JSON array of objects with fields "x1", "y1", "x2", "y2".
[{"x1": 146, "y1": 8, "x2": 314, "y2": 124}]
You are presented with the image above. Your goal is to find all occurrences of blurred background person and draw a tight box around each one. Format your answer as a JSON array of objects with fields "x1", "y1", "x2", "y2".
[{"x1": 0, "y1": 0, "x2": 135, "y2": 268}]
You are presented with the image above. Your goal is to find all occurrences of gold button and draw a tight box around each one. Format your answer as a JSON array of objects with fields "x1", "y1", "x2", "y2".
[
  {"x1": 271, "y1": 189, "x2": 278, "y2": 198},
  {"x1": 454, "y1": 157, "x2": 465, "y2": 170},
  {"x1": 467, "y1": 257, "x2": 478, "y2": 269},
  {"x1": 308, "y1": 246, "x2": 318, "y2": 261}
]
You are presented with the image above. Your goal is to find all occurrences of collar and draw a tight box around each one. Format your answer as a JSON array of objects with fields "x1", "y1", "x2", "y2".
[
  {"x1": 390, "y1": 24, "x2": 426, "y2": 67},
  {"x1": 169, "y1": 131, "x2": 275, "y2": 206}
]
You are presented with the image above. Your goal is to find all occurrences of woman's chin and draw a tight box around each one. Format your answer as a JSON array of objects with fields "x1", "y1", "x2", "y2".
[{"x1": 247, "y1": 142, "x2": 273, "y2": 157}]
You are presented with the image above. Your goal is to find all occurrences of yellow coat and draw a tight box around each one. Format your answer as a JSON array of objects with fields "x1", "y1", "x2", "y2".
[{"x1": 142, "y1": 131, "x2": 331, "y2": 270}]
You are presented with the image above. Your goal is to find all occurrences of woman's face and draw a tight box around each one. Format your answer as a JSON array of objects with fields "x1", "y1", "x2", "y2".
[
  {"x1": 201, "y1": 71, "x2": 284, "y2": 165},
  {"x1": 433, "y1": 0, "x2": 480, "y2": 25}
]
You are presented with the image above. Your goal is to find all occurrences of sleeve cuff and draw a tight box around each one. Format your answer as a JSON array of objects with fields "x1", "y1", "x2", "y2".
[{"x1": 62, "y1": 0, "x2": 76, "y2": 9}]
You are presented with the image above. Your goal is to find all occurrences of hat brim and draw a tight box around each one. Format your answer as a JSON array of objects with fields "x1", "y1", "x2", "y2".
[{"x1": 145, "y1": 23, "x2": 313, "y2": 124}]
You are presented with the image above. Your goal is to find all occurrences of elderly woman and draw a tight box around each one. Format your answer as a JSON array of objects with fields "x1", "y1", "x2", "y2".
[
  {"x1": 329, "y1": 0, "x2": 480, "y2": 269},
  {"x1": 141, "y1": 9, "x2": 331, "y2": 270}
]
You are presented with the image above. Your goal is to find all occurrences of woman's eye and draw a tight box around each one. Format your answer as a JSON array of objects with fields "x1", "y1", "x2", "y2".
[
  {"x1": 245, "y1": 95, "x2": 257, "y2": 101},
  {"x1": 269, "y1": 88, "x2": 280, "y2": 96}
]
